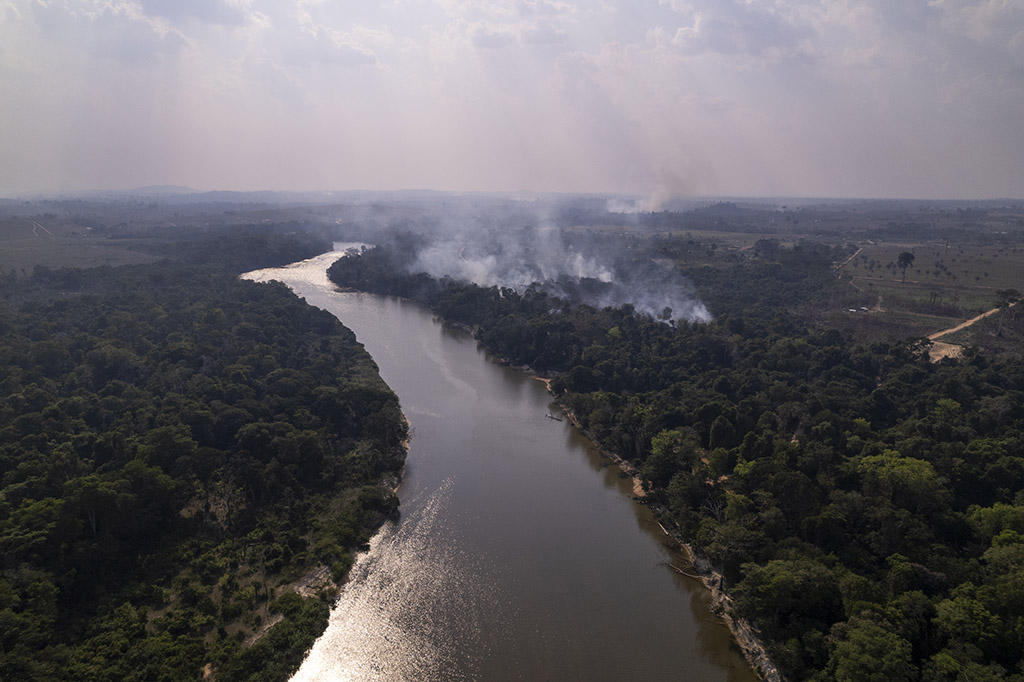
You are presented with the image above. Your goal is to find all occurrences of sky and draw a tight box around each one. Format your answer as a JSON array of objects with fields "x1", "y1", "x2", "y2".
[{"x1": 1, "y1": 0, "x2": 1022, "y2": 200}]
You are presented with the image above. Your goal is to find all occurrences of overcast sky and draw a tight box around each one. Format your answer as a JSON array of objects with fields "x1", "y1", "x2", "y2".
[{"x1": 1, "y1": 0, "x2": 1022, "y2": 199}]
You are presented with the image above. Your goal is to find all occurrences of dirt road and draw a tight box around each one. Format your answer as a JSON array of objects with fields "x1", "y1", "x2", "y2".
[
  {"x1": 925, "y1": 301, "x2": 1017, "y2": 361},
  {"x1": 928, "y1": 302, "x2": 1016, "y2": 341}
]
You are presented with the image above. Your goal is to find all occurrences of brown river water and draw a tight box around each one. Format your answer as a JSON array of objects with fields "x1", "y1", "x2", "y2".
[{"x1": 243, "y1": 246, "x2": 757, "y2": 682}]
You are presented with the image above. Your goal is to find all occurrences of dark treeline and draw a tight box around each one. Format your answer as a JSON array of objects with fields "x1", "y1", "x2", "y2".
[
  {"x1": 329, "y1": 243, "x2": 1024, "y2": 681},
  {"x1": 0, "y1": 236, "x2": 406, "y2": 680},
  {"x1": 114, "y1": 225, "x2": 334, "y2": 272}
]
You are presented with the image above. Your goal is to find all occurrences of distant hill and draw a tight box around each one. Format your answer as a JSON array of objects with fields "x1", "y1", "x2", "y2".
[{"x1": 124, "y1": 184, "x2": 200, "y2": 195}]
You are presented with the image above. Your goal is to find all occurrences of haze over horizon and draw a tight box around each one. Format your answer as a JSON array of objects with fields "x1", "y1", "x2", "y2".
[{"x1": 2, "y1": 0, "x2": 1022, "y2": 200}]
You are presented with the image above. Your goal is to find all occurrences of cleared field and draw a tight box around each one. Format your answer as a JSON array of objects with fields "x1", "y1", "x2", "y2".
[
  {"x1": 829, "y1": 236, "x2": 1023, "y2": 343},
  {"x1": 826, "y1": 305, "x2": 963, "y2": 340},
  {"x1": 852, "y1": 278, "x2": 993, "y2": 316},
  {"x1": 938, "y1": 301, "x2": 1024, "y2": 354},
  {"x1": 0, "y1": 237, "x2": 159, "y2": 274},
  {"x1": 659, "y1": 228, "x2": 772, "y2": 247},
  {"x1": 849, "y1": 243, "x2": 1023, "y2": 292}
]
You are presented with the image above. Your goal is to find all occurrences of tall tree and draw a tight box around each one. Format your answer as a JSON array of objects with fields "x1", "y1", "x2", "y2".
[{"x1": 897, "y1": 251, "x2": 915, "y2": 285}]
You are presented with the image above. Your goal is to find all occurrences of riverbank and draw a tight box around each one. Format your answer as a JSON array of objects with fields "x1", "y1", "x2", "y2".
[
  {"x1": 386, "y1": 316, "x2": 776, "y2": 679},
  {"x1": 246, "y1": 411, "x2": 411, "y2": 655},
  {"x1": 533, "y1": 378, "x2": 782, "y2": 682}
]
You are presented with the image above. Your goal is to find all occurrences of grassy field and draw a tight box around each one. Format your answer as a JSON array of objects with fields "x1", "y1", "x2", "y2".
[
  {"x1": 835, "y1": 241, "x2": 1021, "y2": 336},
  {"x1": 0, "y1": 214, "x2": 160, "y2": 274},
  {"x1": 0, "y1": 237, "x2": 159, "y2": 274},
  {"x1": 848, "y1": 243, "x2": 1022, "y2": 291}
]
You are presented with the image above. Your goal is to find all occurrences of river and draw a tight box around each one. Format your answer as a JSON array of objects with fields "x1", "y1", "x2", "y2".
[{"x1": 243, "y1": 246, "x2": 757, "y2": 682}]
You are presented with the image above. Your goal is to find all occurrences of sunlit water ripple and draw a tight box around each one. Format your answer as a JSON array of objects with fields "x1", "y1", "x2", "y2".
[{"x1": 293, "y1": 479, "x2": 504, "y2": 682}]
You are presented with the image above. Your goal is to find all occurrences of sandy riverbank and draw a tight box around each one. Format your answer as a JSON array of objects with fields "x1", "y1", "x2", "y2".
[{"x1": 251, "y1": 410, "x2": 412, "y2": 646}]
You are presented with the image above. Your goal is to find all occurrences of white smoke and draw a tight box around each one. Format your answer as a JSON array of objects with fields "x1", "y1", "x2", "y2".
[
  {"x1": 407, "y1": 218, "x2": 710, "y2": 323},
  {"x1": 412, "y1": 219, "x2": 614, "y2": 289},
  {"x1": 606, "y1": 195, "x2": 664, "y2": 214}
]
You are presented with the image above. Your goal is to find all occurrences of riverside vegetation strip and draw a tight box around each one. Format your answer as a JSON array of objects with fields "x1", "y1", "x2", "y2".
[
  {"x1": 328, "y1": 239, "x2": 1024, "y2": 682},
  {"x1": 0, "y1": 235, "x2": 408, "y2": 681}
]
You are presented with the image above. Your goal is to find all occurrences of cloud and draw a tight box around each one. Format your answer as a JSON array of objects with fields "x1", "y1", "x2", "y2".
[
  {"x1": 284, "y1": 28, "x2": 379, "y2": 67},
  {"x1": 137, "y1": 0, "x2": 246, "y2": 26},
  {"x1": 2, "y1": 1, "x2": 22, "y2": 21},
  {"x1": 285, "y1": 4, "x2": 395, "y2": 67},
  {"x1": 463, "y1": 18, "x2": 566, "y2": 48},
  {"x1": 521, "y1": 23, "x2": 567, "y2": 45},
  {"x1": 467, "y1": 21, "x2": 519, "y2": 48},
  {"x1": 664, "y1": 0, "x2": 814, "y2": 62},
  {"x1": 936, "y1": 0, "x2": 1024, "y2": 62},
  {"x1": 0, "y1": 0, "x2": 1022, "y2": 197},
  {"x1": 516, "y1": 0, "x2": 575, "y2": 17},
  {"x1": 28, "y1": 1, "x2": 187, "y2": 63}
]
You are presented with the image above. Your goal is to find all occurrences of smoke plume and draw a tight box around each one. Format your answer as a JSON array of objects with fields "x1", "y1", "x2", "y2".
[
  {"x1": 335, "y1": 195, "x2": 712, "y2": 323},
  {"x1": 362, "y1": 200, "x2": 712, "y2": 323}
]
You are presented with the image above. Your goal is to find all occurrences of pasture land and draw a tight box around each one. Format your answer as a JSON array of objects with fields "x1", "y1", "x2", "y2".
[{"x1": 0, "y1": 237, "x2": 159, "y2": 274}]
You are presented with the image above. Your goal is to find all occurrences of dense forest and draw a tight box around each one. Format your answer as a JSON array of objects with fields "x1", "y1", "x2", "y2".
[
  {"x1": 329, "y1": 240, "x2": 1024, "y2": 681},
  {"x1": 0, "y1": 235, "x2": 407, "y2": 680}
]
